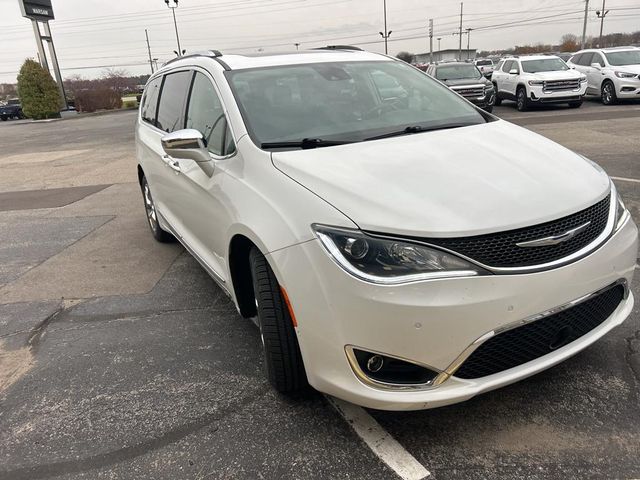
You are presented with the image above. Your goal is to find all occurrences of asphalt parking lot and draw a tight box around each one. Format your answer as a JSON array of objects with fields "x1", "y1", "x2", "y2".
[{"x1": 1, "y1": 98, "x2": 640, "y2": 480}]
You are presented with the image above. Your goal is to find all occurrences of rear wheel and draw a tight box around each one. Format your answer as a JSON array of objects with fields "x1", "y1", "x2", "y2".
[
  {"x1": 601, "y1": 80, "x2": 617, "y2": 105},
  {"x1": 516, "y1": 86, "x2": 529, "y2": 111},
  {"x1": 140, "y1": 175, "x2": 174, "y2": 243},
  {"x1": 568, "y1": 100, "x2": 583, "y2": 108},
  {"x1": 249, "y1": 247, "x2": 308, "y2": 393}
]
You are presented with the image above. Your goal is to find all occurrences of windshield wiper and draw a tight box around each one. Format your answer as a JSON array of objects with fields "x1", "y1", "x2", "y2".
[
  {"x1": 261, "y1": 138, "x2": 354, "y2": 149},
  {"x1": 363, "y1": 123, "x2": 470, "y2": 142}
]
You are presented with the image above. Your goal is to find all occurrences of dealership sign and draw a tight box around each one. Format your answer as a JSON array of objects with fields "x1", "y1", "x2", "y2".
[{"x1": 19, "y1": 0, "x2": 55, "y2": 21}]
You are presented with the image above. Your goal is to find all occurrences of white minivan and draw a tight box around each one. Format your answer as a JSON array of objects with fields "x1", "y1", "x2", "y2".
[{"x1": 136, "y1": 47, "x2": 637, "y2": 410}]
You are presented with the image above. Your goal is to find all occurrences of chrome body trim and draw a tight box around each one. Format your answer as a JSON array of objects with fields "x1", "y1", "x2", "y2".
[
  {"x1": 433, "y1": 278, "x2": 629, "y2": 385},
  {"x1": 344, "y1": 345, "x2": 441, "y2": 391}
]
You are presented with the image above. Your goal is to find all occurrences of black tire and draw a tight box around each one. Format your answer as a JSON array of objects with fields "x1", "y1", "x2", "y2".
[
  {"x1": 516, "y1": 86, "x2": 529, "y2": 111},
  {"x1": 0, "y1": 116, "x2": 7, "y2": 121},
  {"x1": 601, "y1": 80, "x2": 617, "y2": 105},
  {"x1": 140, "y1": 175, "x2": 174, "y2": 243},
  {"x1": 568, "y1": 100, "x2": 583, "y2": 108},
  {"x1": 249, "y1": 247, "x2": 307, "y2": 393},
  {"x1": 493, "y1": 83, "x2": 502, "y2": 106}
]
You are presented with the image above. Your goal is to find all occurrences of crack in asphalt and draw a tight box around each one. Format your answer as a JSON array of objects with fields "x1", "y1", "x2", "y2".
[
  {"x1": 0, "y1": 385, "x2": 269, "y2": 480},
  {"x1": 625, "y1": 329, "x2": 640, "y2": 388},
  {"x1": 25, "y1": 303, "x2": 65, "y2": 352}
]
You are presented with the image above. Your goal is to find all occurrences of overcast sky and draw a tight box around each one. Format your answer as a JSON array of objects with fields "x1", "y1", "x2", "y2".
[{"x1": 0, "y1": 0, "x2": 638, "y2": 83}]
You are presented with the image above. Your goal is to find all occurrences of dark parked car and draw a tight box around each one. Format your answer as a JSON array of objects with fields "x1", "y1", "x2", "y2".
[
  {"x1": 426, "y1": 62, "x2": 495, "y2": 112},
  {"x1": 0, "y1": 99, "x2": 24, "y2": 121}
]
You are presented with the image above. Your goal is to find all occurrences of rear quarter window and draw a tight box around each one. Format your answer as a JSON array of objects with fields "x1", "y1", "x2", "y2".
[{"x1": 141, "y1": 77, "x2": 162, "y2": 126}]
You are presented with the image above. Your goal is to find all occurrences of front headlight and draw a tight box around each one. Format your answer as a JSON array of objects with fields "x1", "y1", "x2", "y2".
[
  {"x1": 528, "y1": 80, "x2": 544, "y2": 86},
  {"x1": 614, "y1": 71, "x2": 636, "y2": 79},
  {"x1": 615, "y1": 192, "x2": 629, "y2": 231},
  {"x1": 579, "y1": 76, "x2": 587, "y2": 83},
  {"x1": 313, "y1": 225, "x2": 487, "y2": 284}
]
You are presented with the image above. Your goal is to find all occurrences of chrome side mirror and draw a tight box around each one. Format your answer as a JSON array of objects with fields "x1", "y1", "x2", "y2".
[
  {"x1": 161, "y1": 129, "x2": 211, "y2": 164},
  {"x1": 509, "y1": 69, "x2": 519, "y2": 75}
]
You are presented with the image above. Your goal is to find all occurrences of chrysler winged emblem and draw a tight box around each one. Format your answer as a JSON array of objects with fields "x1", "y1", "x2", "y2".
[{"x1": 516, "y1": 221, "x2": 591, "y2": 248}]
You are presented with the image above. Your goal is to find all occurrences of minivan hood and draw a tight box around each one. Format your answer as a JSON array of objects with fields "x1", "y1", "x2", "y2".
[{"x1": 272, "y1": 120, "x2": 610, "y2": 238}]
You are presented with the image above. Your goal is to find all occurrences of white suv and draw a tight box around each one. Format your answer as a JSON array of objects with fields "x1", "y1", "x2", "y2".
[
  {"x1": 492, "y1": 55, "x2": 587, "y2": 111},
  {"x1": 567, "y1": 47, "x2": 640, "y2": 105},
  {"x1": 136, "y1": 47, "x2": 636, "y2": 411}
]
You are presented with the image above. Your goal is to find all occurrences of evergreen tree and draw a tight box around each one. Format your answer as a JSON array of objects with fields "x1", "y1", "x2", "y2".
[{"x1": 16, "y1": 59, "x2": 60, "y2": 119}]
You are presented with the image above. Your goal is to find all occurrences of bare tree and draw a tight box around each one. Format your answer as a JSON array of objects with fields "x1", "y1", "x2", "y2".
[{"x1": 559, "y1": 33, "x2": 579, "y2": 52}]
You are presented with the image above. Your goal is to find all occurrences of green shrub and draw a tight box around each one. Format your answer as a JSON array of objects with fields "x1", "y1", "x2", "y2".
[
  {"x1": 122, "y1": 100, "x2": 137, "y2": 108},
  {"x1": 16, "y1": 59, "x2": 60, "y2": 119}
]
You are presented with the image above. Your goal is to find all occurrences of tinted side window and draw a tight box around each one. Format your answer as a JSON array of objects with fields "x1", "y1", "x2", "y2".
[
  {"x1": 141, "y1": 77, "x2": 162, "y2": 125},
  {"x1": 592, "y1": 53, "x2": 605, "y2": 66},
  {"x1": 156, "y1": 71, "x2": 192, "y2": 133},
  {"x1": 578, "y1": 52, "x2": 594, "y2": 66},
  {"x1": 185, "y1": 72, "x2": 234, "y2": 156},
  {"x1": 570, "y1": 53, "x2": 582, "y2": 64},
  {"x1": 502, "y1": 60, "x2": 512, "y2": 72}
]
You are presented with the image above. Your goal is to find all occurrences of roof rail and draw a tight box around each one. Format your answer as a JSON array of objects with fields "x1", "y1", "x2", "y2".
[
  {"x1": 162, "y1": 50, "x2": 223, "y2": 68},
  {"x1": 313, "y1": 45, "x2": 364, "y2": 51}
]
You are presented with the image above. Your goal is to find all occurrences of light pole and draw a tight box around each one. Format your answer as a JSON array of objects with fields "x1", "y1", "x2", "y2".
[
  {"x1": 437, "y1": 37, "x2": 442, "y2": 51},
  {"x1": 596, "y1": 0, "x2": 609, "y2": 47},
  {"x1": 379, "y1": 0, "x2": 391, "y2": 54},
  {"x1": 164, "y1": 0, "x2": 182, "y2": 56},
  {"x1": 294, "y1": 43, "x2": 300, "y2": 50}
]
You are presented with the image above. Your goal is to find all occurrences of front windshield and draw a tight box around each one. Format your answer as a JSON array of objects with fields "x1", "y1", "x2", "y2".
[
  {"x1": 521, "y1": 58, "x2": 569, "y2": 73},
  {"x1": 226, "y1": 61, "x2": 486, "y2": 148},
  {"x1": 604, "y1": 50, "x2": 640, "y2": 66},
  {"x1": 435, "y1": 64, "x2": 482, "y2": 80}
]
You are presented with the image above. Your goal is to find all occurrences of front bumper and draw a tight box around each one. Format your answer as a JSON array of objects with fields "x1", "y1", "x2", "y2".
[
  {"x1": 268, "y1": 215, "x2": 638, "y2": 410},
  {"x1": 528, "y1": 83, "x2": 587, "y2": 103},
  {"x1": 614, "y1": 78, "x2": 640, "y2": 99}
]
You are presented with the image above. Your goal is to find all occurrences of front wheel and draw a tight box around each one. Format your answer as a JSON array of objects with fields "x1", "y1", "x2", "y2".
[
  {"x1": 0, "y1": 116, "x2": 7, "y2": 121},
  {"x1": 516, "y1": 87, "x2": 529, "y2": 111},
  {"x1": 601, "y1": 81, "x2": 617, "y2": 105},
  {"x1": 249, "y1": 247, "x2": 308, "y2": 393},
  {"x1": 140, "y1": 175, "x2": 174, "y2": 243},
  {"x1": 493, "y1": 83, "x2": 502, "y2": 106}
]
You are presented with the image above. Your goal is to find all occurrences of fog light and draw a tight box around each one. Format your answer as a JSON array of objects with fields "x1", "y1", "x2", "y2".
[
  {"x1": 351, "y1": 348, "x2": 438, "y2": 386},
  {"x1": 366, "y1": 355, "x2": 384, "y2": 372}
]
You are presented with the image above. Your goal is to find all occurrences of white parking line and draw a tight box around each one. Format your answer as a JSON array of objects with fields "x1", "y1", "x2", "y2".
[
  {"x1": 611, "y1": 176, "x2": 640, "y2": 184},
  {"x1": 327, "y1": 396, "x2": 431, "y2": 480}
]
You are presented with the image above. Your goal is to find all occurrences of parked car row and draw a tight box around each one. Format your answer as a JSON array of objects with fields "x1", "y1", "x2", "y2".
[{"x1": 490, "y1": 46, "x2": 640, "y2": 111}]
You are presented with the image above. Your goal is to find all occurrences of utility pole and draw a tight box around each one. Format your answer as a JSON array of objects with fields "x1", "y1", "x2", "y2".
[
  {"x1": 596, "y1": 0, "x2": 609, "y2": 47},
  {"x1": 437, "y1": 37, "x2": 442, "y2": 51},
  {"x1": 581, "y1": 0, "x2": 589, "y2": 49},
  {"x1": 379, "y1": 0, "x2": 391, "y2": 54},
  {"x1": 145, "y1": 29, "x2": 154, "y2": 74},
  {"x1": 428, "y1": 19, "x2": 433, "y2": 63},
  {"x1": 164, "y1": 0, "x2": 182, "y2": 56},
  {"x1": 458, "y1": 2, "x2": 463, "y2": 60},
  {"x1": 465, "y1": 28, "x2": 473, "y2": 60}
]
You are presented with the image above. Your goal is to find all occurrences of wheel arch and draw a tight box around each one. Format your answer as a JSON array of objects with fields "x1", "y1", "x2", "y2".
[{"x1": 137, "y1": 164, "x2": 145, "y2": 186}]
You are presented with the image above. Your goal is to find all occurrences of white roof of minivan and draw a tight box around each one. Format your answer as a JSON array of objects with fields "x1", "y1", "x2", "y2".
[{"x1": 160, "y1": 49, "x2": 391, "y2": 72}]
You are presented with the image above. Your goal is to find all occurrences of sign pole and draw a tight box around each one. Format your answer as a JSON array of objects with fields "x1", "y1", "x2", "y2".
[
  {"x1": 30, "y1": 20, "x2": 49, "y2": 71},
  {"x1": 42, "y1": 21, "x2": 68, "y2": 110}
]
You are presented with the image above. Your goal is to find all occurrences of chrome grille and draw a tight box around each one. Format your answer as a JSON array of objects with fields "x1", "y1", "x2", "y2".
[
  {"x1": 415, "y1": 194, "x2": 611, "y2": 269},
  {"x1": 543, "y1": 79, "x2": 581, "y2": 92},
  {"x1": 451, "y1": 85, "x2": 484, "y2": 98}
]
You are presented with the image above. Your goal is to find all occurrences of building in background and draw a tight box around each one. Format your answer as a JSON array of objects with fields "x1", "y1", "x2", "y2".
[{"x1": 414, "y1": 48, "x2": 477, "y2": 64}]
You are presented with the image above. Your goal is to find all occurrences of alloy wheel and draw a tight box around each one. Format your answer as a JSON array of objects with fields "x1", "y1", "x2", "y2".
[
  {"x1": 143, "y1": 181, "x2": 158, "y2": 232},
  {"x1": 602, "y1": 83, "x2": 613, "y2": 105}
]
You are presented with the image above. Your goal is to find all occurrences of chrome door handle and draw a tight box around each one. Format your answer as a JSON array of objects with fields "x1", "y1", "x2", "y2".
[{"x1": 162, "y1": 155, "x2": 181, "y2": 173}]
